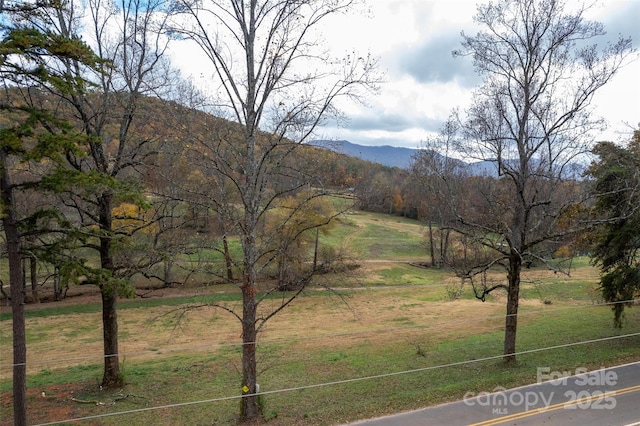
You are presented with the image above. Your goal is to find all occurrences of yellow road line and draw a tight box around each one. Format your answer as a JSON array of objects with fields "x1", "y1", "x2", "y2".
[{"x1": 469, "y1": 384, "x2": 640, "y2": 426}]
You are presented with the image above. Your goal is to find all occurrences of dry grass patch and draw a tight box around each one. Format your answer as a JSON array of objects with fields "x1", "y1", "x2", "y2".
[
  {"x1": 2, "y1": 289, "x2": 515, "y2": 377},
  {"x1": 0, "y1": 263, "x2": 598, "y2": 379}
]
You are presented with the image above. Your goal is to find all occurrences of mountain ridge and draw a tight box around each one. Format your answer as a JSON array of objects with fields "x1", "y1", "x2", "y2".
[
  {"x1": 311, "y1": 139, "x2": 584, "y2": 179},
  {"x1": 311, "y1": 139, "x2": 498, "y2": 175},
  {"x1": 310, "y1": 140, "x2": 419, "y2": 169}
]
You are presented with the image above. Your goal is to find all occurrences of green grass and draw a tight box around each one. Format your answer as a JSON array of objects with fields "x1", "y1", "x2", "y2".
[
  {"x1": 4, "y1": 303, "x2": 637, "y2": 425},
  {"x1": 323, "y1": 213, "x2": 426, "y2": 260},
  {"x1": 1, "y1": 288, "x2": 361, "y2": 322},
  {"x1": 0, "y1": 292, "x2": 242, "y2": 321},
  {"x1": 1, "y1": 209, "x2": 638, "y2": 425},
  {"x1": 361, "y1": 263, "x2": 452, "y2": 288},
  {"x1": 522, "y1": 280, "x2": 598, "y2": 303}
]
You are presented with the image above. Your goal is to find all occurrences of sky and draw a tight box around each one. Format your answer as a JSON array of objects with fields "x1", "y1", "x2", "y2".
[{"x1": 170, "y1": 0, "x2": 640, "y2": 149}]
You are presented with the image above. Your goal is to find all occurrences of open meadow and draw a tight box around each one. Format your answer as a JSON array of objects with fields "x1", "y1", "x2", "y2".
[{"x1": 2, "y1": 211, "x2": 640, "y2": 425}]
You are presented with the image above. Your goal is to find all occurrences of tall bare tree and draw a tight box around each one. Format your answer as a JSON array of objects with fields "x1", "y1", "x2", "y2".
[
  {"x1": 411, "y1": 121, "x2": 466, "y2": 267},
  {"x1": 73, "y1": 0, "x2": 176, "y2": 387},
  {"x1": 423, "y1": 0, "x2": 633, "y2": 363},
  {"x1": 170, "y1": 0, "x2": 379, "y2": 420}
]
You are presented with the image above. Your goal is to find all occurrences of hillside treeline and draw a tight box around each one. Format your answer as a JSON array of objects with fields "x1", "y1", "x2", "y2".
[{"x1": 2, "y1": 91, "x2": 638, "y2": 296}]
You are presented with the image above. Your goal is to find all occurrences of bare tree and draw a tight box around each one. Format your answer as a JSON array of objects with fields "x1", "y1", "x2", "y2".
[
  {"x1": 439, "y1": 0, "x2": 633, "y2": 363},
  {"x1": 170, "y1": 0, "x2": 379, "y2": 420},
  {"x1": 411, "y1": 121, "x2": 466, "y2": 267}
]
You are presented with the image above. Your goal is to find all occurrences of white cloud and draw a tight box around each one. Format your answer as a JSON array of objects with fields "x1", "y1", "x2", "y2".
[
  {"x1": 168, "y1": 0, "x2": 640, "y2": 149},
  {"x1": 324, "y1": 0, "x2": 639, "y2": 147}
]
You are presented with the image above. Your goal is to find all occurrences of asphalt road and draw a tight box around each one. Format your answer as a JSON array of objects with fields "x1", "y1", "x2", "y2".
[{"x1": 348, "y1": 362, "x2": 640, "y2": 426}]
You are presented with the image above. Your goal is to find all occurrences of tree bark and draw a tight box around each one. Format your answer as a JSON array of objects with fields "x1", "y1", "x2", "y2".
[
  {"x1": 223, "y1": 235, "x2": 234, "y2": 282},
  {"x1": 30, "y1": 255, "x2": 39, "y2": 303},
  {"x1": 1, "y1": 150, "x2": 28, "y2": 426},
  {"x1": 9, "y1": 233, "x2": 27, "y2": 426},
  {"x1": 98, "y1": 191, "x2": 122, "y2": 387},
  {"x1": 503, "y1": 251, "x2": 522, "y2": 363},
  {"x1": 442, "y1": 229, "x2": 450, "y2": 266},
  {"x1": 313, "y1": 228, "x2": 319, "y2": 272},
  {"x1": 240, "y1": 271, "x2": 260, "y2": 421},
  {"x1": 53, "y1": 266, "x2": 62, "y2": 301},
  {"x1": 163, "y1": 259, "x2": 173, "y2": 288},
  {"x1": 428, "y1": 221, "x2": 435, "y2": 267},
  {"x1": 101, "y1": 289, "x2": 121, "y2": 387}
]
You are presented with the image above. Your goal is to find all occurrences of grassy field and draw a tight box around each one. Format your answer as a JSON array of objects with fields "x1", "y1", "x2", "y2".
[{"x1": 1, "y1": 211, "x2": 639, "y2": 425}]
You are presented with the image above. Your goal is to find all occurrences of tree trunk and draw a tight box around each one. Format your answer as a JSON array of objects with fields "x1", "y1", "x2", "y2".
[
  {"x1": 101, "y1": 289, "x2": 121, "y2": 387},
  {"x1": 30, "y1": 255, "x2": 40, "y2": 303},
  {"x1": 9, "y1": 235, "x2": 27, "y2": 426},
  {"x1": 163, "y1": 259, "x2": 173, "y2": 288},
  {"x1": 278, "y1": 253, "x2": 287, "y2": 290},
  {"x1": 313, "y1": 228, "x2": 319, "y2": 272},
  {"x1": 21, "y1": 258, "x2": 26, "y2": 300},
  {"x1": 240, "y1": 271, "x2": 260, "y2": 421},
  {"x1": 1, "y1": 150, "x2": 28, "y2": 426},
  {"x1": 53, "y1": 266, "x2": 62, "y2": 301},
  {"x1": 98, "y1": 192, "x2": 122, "y2": 387},
  {"x1": 223, "y1": 235, "x2": 233, "y2": 282},
  {"x1": 441, "y1": 229, "x2": 450, "y2": 265},
  {"x1": 428, "y1": 221, "x2": 435, "y2": 267},
  {"x1": 503, "y1": 251, "x2": 522, "y2": 363}
]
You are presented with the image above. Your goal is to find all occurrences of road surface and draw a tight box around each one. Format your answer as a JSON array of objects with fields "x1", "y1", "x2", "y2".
[{"x1": 348, "y1": 362, "x2": 640, "y2": 426}]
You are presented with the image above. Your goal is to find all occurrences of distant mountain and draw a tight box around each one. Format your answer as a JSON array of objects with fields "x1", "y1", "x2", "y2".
[
  {"x1": 311, "y1": 140, "x2": 495, "y2": 174},
  {"x1": 466, "y1": 160, "x2": 500, "y2": 177},
  {"x1": 310, "y1": 140, "x2": 584, "y2": 179},
  {"x1": 311, "y1": 140, "x2": 418, "y2": 169}
]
